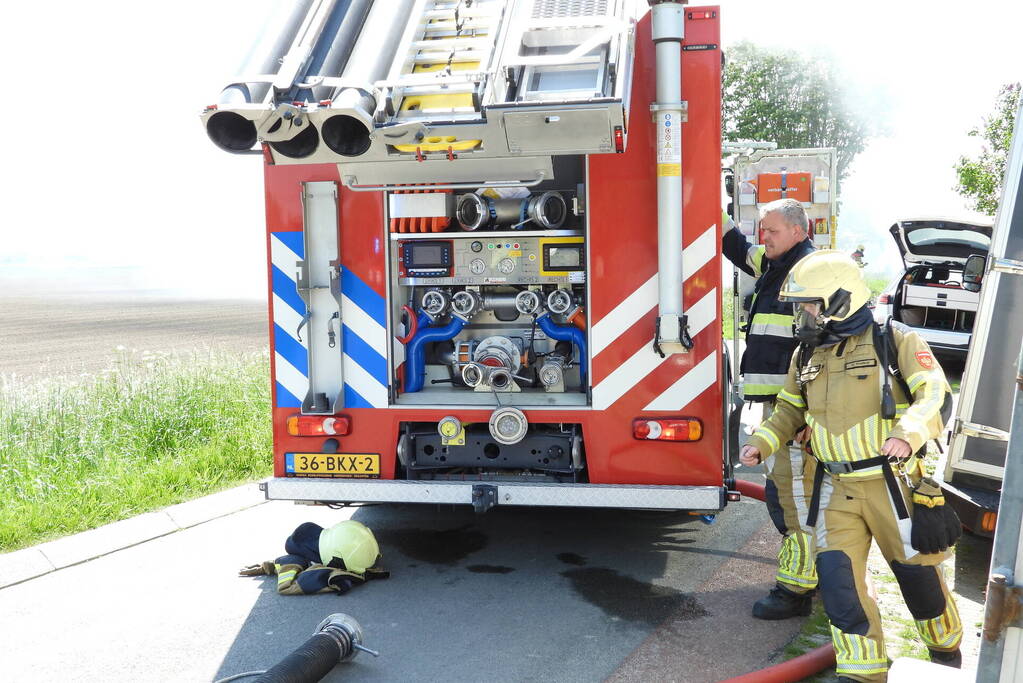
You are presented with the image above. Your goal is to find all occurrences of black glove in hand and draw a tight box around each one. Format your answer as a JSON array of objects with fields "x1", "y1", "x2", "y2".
[{"x1": 910, "y1": 478, "x2": 962, "y2": 554}]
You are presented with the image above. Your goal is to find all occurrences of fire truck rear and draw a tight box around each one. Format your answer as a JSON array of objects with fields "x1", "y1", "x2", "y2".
[{"x1": 200, "y1": 0, "x2": 731, "y2": 513}]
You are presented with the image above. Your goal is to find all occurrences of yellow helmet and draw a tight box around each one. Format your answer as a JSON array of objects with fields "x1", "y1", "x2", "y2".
[
  {"x1": 779, "y1": 250, "x2": 871, "y2": 322},
  {"x1": 318, "y1": 520, "x2": 380, "y2": 574}
]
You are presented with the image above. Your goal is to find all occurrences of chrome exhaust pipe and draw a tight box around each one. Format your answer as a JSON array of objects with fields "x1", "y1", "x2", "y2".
[{"x1": 316, "y1": 0, "x2": 416, "y2": 157}]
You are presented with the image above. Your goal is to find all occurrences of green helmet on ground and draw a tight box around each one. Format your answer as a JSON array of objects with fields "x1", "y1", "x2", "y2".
[{"x1": 318, "y1": 520, "x2": 380, "y2": 573}]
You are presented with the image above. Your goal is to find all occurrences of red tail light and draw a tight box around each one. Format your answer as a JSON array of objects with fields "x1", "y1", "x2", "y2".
[
  {"x1": 287, "y1": 415, "x2": 351, "y2": 436},
  {"x1": 877, "y1": 294, "x2": 891, "y2": 305},
  {"x1": 633, "y1": 417, "x2": 703, "y2": 442}
]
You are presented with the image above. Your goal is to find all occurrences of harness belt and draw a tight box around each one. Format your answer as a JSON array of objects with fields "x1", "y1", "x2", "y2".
[{"x1": 806, "y1": 455, "x2": 911, "y2": 527}]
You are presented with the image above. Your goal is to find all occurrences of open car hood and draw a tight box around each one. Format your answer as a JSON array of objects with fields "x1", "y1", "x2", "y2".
[{"x1": 888, "y1": 218, "x2": 992, "y2": 266}]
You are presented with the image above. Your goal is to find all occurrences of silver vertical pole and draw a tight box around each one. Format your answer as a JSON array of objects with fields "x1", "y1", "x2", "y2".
[{"x1": 649, "y1": 0, "x2": 691, "y2": 356}]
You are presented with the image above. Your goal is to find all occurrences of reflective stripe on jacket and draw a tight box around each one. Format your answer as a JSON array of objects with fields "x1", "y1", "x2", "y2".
[
  {"x1": 722, "y1": 228, "x2": 815, "y2": 401},
  {"x1": 747, "y1": 323, "x2": 951, "y2": 479}
]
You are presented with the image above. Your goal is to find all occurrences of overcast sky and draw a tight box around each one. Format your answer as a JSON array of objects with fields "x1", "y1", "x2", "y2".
[{"x1": 0, "y1": 0, "x2": 1019, "y2": 296}]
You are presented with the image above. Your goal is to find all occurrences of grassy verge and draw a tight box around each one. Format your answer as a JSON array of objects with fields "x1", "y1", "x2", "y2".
[
  {"x1": 722, "y1": 288, "x2": 735, "y2": 339},
  {"x1": 0, "y1": 350, "x2": 272, "y2": 552}
]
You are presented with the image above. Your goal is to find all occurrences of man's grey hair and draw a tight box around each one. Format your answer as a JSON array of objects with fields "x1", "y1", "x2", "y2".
[{"x1": 759, "y1": 198, "x2": 808, "y2": 233}]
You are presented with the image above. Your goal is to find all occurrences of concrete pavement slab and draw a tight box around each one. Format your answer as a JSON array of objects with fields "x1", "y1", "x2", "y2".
[
  {"x1": 165, "y1": 482, "x2": 266, "y2": 529},
  {"x1": 0, "y1": 547, "x2": 55, "y2": 588},
  {"x1": 36, "y1": 511, "x2": 180, "y2": 570},
  {"x1": 0, "y1": 484, "x2": 270, "y2": 588}
]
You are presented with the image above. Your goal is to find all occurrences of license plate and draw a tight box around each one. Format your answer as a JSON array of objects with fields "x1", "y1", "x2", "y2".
[{"x1": 285, "y1": 453, "x2": 380, "y2": 478}]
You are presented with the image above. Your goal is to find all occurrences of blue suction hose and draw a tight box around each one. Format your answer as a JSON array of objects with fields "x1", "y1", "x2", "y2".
[
  {"x1": 536, "y1": 312, "x2": 588, "y2": 383},
  {"x1": 403, "y1": 315, "x2": 467, "y2": 393}
]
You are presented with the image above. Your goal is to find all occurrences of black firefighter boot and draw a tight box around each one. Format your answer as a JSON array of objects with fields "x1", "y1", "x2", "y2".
[
  {"x1": 928, "y1": 648, "x2": 963, "y2": 668},
  {"x1": 752, "y1": 584, "x2": 813, "y2": 620}
]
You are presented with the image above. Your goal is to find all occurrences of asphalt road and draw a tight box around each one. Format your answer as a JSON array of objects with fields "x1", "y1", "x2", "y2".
[{"x1": 0, "y1": 495, "x2": 797, "y2": 682}]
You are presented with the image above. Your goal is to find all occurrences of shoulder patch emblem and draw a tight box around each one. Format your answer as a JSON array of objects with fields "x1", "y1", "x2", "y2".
[{"x1": 915, "y1": 351, "x2": 934, "y2": 369}]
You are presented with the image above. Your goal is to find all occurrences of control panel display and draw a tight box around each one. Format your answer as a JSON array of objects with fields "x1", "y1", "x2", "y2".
[
  {"x1": 543, "y1": 244, "x2": 584, "y2": 271},
  {"x1": 399, "y1": 240, "x2": 453, "y2": 278},
  {"x1": 396, "y1": 236, "x2": 585, "y2": 285}
]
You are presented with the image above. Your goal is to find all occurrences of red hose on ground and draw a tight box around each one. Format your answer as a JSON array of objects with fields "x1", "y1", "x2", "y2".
[
  {"x1": 719, "y1": 479, "x2": 836, "y2": 681},
  {"x1": 718, "y1": 643, "x2": 836, "y2": 683}
]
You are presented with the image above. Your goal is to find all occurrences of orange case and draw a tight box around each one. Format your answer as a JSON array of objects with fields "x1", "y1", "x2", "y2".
[{"x1": 756, "y1": 172, "x2": 811, "y2": 203}]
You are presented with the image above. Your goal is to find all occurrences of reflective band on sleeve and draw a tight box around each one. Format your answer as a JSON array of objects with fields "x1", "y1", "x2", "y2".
[
  {"x1": 906, "y1": 370, "x2": 935, "y2": 393},
  {"x1": 747, "y1": 246, "x2": 767, "y2": 276},
  {"x1": 777, "y1": 389, "x2": 806, "y2": 408},
  {"x1": 755, "y1": 426, "x2": 782, "y2": 453}
]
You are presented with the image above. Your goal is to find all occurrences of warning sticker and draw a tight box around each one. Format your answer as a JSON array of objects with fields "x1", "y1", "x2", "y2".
[{"x1": 657, "y1": 112, "x2": 681, "y2": 165}]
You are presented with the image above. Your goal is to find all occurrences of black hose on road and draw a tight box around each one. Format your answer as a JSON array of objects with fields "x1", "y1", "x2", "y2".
[{"x1": 216, "y1": 614, "x2": 376, "y2": 683}]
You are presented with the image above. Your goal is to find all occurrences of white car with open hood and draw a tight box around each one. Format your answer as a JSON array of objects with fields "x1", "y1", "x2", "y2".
[{"x1": 873, "y1": 217, "x2": 993, "y2": 358}]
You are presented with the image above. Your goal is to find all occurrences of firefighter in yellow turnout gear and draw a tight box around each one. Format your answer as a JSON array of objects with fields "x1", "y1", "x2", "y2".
[{"x1": 740, "y1": 251, "x2": 962, "y2": 682}]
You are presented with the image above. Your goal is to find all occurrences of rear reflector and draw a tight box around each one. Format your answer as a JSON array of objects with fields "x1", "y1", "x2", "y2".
[
  {"x1": 287, "y1": 415, "x2": 351, "y2": 437},
  {"x1": 633, "y1": 417, "x2": 703, "y2": 442},
  {"x1": 981, "y1": 511, "x2": 997, "y2": 533}
]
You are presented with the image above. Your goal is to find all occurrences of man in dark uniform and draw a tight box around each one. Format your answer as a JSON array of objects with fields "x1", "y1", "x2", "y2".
[{"x1": 722, "y1": 197, "x2": 817, "y2": 619}]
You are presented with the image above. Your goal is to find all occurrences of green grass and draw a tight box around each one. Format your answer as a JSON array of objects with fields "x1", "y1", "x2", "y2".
[
  {"x1": 722, "y1": 288, "x2": 736, "y2": 339},
  {"x1": 0, "y1": 350, "x2": 273, "y2": 552}
]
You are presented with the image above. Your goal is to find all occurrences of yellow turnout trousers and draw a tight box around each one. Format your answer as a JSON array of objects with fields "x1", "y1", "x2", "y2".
[
  {"x1": 762, "y1": 401, "x2": 818, "y2": 594},
  {"x1": 815, "y1": 473, "x2": 962, "y2": 682}
]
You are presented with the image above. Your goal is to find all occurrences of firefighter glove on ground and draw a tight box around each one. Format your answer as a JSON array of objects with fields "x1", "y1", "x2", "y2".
[
  {"x1": 238, "y1": 561, "x2": 276, "y2": 577},
  {"x1": 910, "y1": 477, "x2": 962, "y2": 554}
]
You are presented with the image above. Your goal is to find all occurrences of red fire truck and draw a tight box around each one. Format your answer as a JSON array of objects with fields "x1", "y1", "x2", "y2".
[{"x1": 200, "y1": 0, "x2": 732, "y2": 513}]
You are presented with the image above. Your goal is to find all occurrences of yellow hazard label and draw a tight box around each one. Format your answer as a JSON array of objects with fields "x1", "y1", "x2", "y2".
[{"x1": 657, "y1": 164, "x2": 681, "y2": 177}]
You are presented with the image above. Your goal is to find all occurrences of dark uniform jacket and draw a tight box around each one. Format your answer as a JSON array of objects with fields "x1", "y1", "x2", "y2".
[{"x1": 722, "y1": 228, "x2": 815, "y2": 401}]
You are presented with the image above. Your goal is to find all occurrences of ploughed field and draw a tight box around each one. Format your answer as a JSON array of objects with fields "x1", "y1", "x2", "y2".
[{"x1": 0, "y1": 290, "x2": 267, "y2": 381}]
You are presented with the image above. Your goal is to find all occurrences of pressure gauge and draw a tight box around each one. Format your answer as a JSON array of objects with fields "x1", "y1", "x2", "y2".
[
  {"x1": 468, "y1": 258, "x2": 486, "y2": 275},
  {"x1": 470, "y1": 240, "x2": 483, "y2": 253},
  {"x1": 498, "y1": 258, "x2": 515, "y2": 274}
]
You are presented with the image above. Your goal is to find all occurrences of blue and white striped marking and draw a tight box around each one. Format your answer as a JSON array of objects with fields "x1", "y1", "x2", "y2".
[{"x1": 270, "y1": 231, "x2": 390, "y2": 409}]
